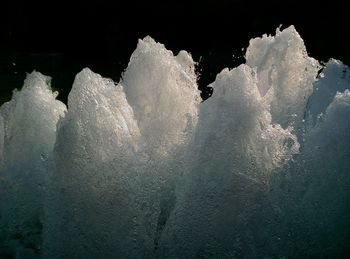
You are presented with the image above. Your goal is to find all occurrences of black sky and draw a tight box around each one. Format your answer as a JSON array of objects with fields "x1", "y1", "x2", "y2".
[{"x1": 1, "y1": 0, "x2": 349, "y2": 103}]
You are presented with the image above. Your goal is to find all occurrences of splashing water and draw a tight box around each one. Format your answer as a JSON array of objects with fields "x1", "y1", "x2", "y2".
[{"x1": 1, "y1": 26, "x2": 350, "y2": 258}]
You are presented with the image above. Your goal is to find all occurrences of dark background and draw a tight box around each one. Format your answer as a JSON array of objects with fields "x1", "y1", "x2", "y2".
[{"x1": 1, "y1": 0, "x2": 349, "y2": 104}]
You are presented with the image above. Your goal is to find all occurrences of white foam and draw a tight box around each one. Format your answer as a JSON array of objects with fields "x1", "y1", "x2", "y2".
[
  {"x1": 0, "y1": 71, "x2": 66, "y2": 255},
  {"x1": 246, "y1": 26, "x2": 320, "y2": 131},
  {"x1": 1, "y1": 27, "x2": 349, "y2": 258},
  {"x1": 122, "y1": 36, "x2": 201, "y2": 157}
]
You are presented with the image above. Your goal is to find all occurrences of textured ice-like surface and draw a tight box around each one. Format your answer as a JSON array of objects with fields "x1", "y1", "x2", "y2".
[
  {"x1": 1, "y1": 26, "x2": 350, "y2": 258},
  {"x1": 44, "y1": 58, "x2": 198, "y2": 257},
  {"x1": 246, "y1": 26, "x2": 320, "y2": 132},
  {"x1": 0, "y1": 72, "x2": 66, "y2": 257},
  {"x1": 306, "y1": 59, "x2": 350, "y2": 126},
  {"x1": 157, "y1": 64, "x2": 299, "y2": 257},
  {"x1": 0, "y1": 115, "x2": 4, "y2": 168},
  {"x1": 122, "y1": 36, "x2": 200, "y2": 157},
  {"x1": 44, "y1": 68, "x2": 144, "y2": 258},
  {"x1": 305, "y1": 89, "x2": 350, "y2": 160}
]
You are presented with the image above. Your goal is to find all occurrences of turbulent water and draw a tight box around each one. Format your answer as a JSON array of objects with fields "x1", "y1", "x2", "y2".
[{"x1": 1, "y1": 26, "x2": 350, "y2": 258}]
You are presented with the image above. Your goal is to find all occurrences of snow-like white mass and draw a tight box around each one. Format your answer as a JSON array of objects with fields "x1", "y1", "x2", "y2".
[
  {"x1": 0, "y1": 72, "x2": 66, "y2": 258},
  {"x1": 0, "y1": 26, "x2": 349, "y2": 258}
]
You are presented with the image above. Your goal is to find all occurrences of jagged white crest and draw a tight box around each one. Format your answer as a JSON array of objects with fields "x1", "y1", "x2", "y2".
[
  {"x1": 121, "y1": 36, "x2": 201, "y2": 157},
  {"x1": 0, "y1": 27, "x2": 350, "y2": 258},
  {"x1": 246, "y1": 26, "x2": 321, "y2": 131},
  {"x1": 0, "y1": 71, "x2": 66, "y2": 258}
]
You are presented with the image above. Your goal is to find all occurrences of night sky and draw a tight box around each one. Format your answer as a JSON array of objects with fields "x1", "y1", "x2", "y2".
[{"x1": 1, "y1": 0, "x2": 349, "y2": 103}]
